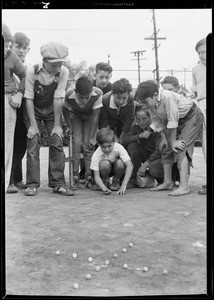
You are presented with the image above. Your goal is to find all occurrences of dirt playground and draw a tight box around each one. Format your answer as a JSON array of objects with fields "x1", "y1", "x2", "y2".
[{"x1": 5, "y1": 146, "x2": 207, "y2": 297}]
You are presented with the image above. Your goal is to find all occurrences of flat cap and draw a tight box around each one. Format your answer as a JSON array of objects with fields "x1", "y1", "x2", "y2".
[
  {"x1": 2, "y1": 23, "x2": 14, "y2": 42},
  {"x1": 40, "y1": 42, "x2": 69, "y2": 62}
]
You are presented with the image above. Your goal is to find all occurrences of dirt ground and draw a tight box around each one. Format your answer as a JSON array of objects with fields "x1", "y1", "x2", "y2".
[{"x1": 5, "y1": 146, "x2": 207, "y2": 297}]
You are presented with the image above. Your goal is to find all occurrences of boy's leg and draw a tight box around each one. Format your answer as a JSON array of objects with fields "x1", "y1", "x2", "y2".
[
  {"x1": 44, "y1": 106, "x2": 66, "y2": 188},
  {"x1": 149, "y1": 158, "x2": 164, "y2": 184},
  {"x1": 71, "y1": 117, "x2": 83, "y2": 178},
  {"x1": 127, "y1": 142, "x2": 150, "y2": 183},
  {"x1": 168, "y1": 155, "x2": 190, "y2": 196},
  {"x1": 5, "y1": 94, "x2": 17, "y2": 190},
  {"x1": 150, "y1": 163, "x2": 174, "y2": 191},
  {"x1": 111, "y1": 159, "x2": 126, "y2": 191}
]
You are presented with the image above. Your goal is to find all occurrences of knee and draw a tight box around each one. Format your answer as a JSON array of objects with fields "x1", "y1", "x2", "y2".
[
  {"x1": 114, "y1": 158, "x2": 125, "y2": 172},
  {"x1": 99, "y1": 159, "x2": 111, "y2": 173},
  {"x1": 49, "y1": 134, "x2": 63, "y2": 150}
]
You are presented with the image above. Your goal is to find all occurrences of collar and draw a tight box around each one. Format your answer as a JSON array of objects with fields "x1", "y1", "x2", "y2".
[{"x1": 68, "y1": 90, "x2": 97, "y2": 100}]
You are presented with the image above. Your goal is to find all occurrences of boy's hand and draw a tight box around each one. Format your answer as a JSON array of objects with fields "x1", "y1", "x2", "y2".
[
  {"x1": 138, "y1": 131, "x2": 151, "y2": 139},
  {"x1": 102, "y1": 188, "x2": 111, "y2": 195},
  {"x1": 172, "y1": 140, "x2": 186, "y2": 153},
  {"x1": 116, "y1": 184, "x2": 126, "y2": 196},
  {"x1": 51, "y1": 125, "x2": 64, "y2": 140},
  {"x1": 9, "y1": 93, "x2": 23, "y2": 108},
  {"x1": 88, "y1": 137, "x2": 97, "y2": 149},
  {"x1": 137, "y1": 163, "x2": 148, "y2": 177},
  {"x1": 27, "y1": 125, "x2": 40, "y2": 139}
]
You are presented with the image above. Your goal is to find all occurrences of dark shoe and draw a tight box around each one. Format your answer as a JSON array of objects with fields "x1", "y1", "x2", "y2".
[
  {"x1": 126, "y1": 181, "x2": 137, "y2": 189},
  {"x1": 72, "y1": 176, "x2": 80, "y2": 190},
  {"x1": 14, "y1": 181, "x2": 27, "y2": 189},
  {"x1": 103, "y1": 179, "x2": 111, "y2": 190},
  {"x1": 198, "y1": 186, "x2": 207, "y2": 195},
  {"x1": 53, "y1": 185, "x2": 74, "y2": 196},
  {"x1": 6, "y1": 184, "x2": 18, "y2": 194},
  {"x1": 25, "y1": 187, "x2": 37, "y2": 196},
  {"x1": 110, "y1": 177, "x2": 120, "y2": 191},
  {"x1": 85, "y1": 175, "x2": 98, "y2": 190}
]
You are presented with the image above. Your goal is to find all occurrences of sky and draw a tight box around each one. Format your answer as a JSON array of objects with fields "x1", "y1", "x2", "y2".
[{"x1": 2, "y1": 8, "x2": 212, "y2": 89}]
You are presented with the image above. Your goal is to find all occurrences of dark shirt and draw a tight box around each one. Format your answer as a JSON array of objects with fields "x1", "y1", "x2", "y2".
[
  {"x1": 99, "y1": 91, "x2": 135, "y2": 133},
  {"x1": 93, "y1": 79, "x2": 112, "y2": 95}
]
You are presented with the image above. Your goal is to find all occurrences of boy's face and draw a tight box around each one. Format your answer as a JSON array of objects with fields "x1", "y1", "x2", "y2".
[
  {"x1": 142, "y1": 93, "x2": 158, "y2": 110},
  {"x1": 95, "y1": 70, "x2": 112, "y2": 89},
  {"x1": 197, "y1": 44, "x2": 206, "y2": 64},
  {"x1": 162, "y1": 83, "x2": 179, "y2": 94},
  {"x1": 113, "y1": 92, "x2": 129, "y2": 107},
  {"x1": 11, "y1": 43, "x2": 30, "y2": 62},
  {"x1": 75, "y1": 92, "x2": 92, "y2": 107},
  {"x1": 100, "y1": 141, "x2": 114, "y2": 156},
  {"x1": 44, "y1": 61, "x2": 63, "y2": 74},
  {"x1": 136, "y1": 110, "x2": 151, "y2": 129}
]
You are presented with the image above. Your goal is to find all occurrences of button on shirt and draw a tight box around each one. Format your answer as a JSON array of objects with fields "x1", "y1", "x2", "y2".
[
  {"x1": 24, "y1": 63, "x2": 69, "y2": 99},
  {"x1": 191, "y1": 62, "x2": 206, "y2": 101},
  {"x1": 149, "y1": 89, "x2": 193, "y2": 132}
]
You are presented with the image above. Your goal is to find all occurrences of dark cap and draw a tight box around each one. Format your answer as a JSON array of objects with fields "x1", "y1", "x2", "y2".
[
  {"x1": 13, "y1": 32, "x2": 30, "y2": 46},
  {"x1": 40, "y1": 42, "x2": 69, "y2": 62},
  {"x1": 2, "y1": 23, "x2": 13, "y2": 42}
]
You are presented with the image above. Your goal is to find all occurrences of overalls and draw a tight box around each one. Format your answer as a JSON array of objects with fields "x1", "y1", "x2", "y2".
[{"x1": 24, "y1": 65, "x2": 66, "y2": 188}]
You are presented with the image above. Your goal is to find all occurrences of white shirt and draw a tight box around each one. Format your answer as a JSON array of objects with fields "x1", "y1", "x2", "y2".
[{"x1": 90, "y1": 142, "x2": 131, "y2": 171}]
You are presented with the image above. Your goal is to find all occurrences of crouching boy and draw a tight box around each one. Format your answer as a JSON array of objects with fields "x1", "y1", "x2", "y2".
[{"x1": 90, "y1": 128, "x2": 133, "y2": 195}]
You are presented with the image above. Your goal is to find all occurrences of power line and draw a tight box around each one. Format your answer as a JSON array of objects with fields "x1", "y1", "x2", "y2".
[{"x1": 130, "y1": 50, "x2": 146, "y2": 84}]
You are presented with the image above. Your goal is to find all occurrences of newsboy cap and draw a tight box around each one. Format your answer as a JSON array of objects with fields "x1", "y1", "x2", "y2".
[{"x1": 40, "y1": 42, "x2": 69, "y2": 62}]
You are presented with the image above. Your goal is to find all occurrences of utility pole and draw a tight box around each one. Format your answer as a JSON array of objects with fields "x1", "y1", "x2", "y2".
[
  {"x1": 130, "y1": 50, "x2": 146, "y2": 84},
  {"x1": 145, "y1": 9, "x2": 166, "y2": 84}
]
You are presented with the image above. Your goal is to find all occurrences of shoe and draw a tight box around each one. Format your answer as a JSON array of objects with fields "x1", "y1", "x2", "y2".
[
  {"x1": 198, "y1": 186, "x2": 207, "y2": 195},
  {"x1": 103, "y1": 179, "x2": 111, "y2": 190},
  {"x1": 72, "y1": 176, "x2": 80, "y2": 190},
  {"x1": 85, "y1": 175, "x2": 98, "y2": 190},
  {"x1": 6, "y1": 184, "x2": 18, "y2": 194},
  {"x1": 110, "y1": 177, "x2": 120, "y2": 191},
  {"x1": 14, "y1": 181, "x2": 27, "y2": 189},
  {"x1": 126, "y1": 181, "x2": 137, "y2": 189},
  {"x1": 53, "y1": 185, "x2": 74, "y2": 196},
  {"x1": 25, "y1": 187, "x2": 37, "y2": 196}
]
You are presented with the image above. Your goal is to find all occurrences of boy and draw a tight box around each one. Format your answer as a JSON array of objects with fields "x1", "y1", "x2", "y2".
[
  {"x1": 191, "y1": 38, "x2": 207, "y2": 195},
  {"x1": 63, "y1": 75, "x2": 103, "y2": 190},
  {"x1": 161, "y1": 76, "x2": 180, "y2": 93},
  {"x1": 90, "y1": 128, "x2": 133, "y2": 195},
  {"x1": 93, "y1": 62, "x2": 113, "y2": 94},
  {"x1": 122, "y1": 106, "x2": 157, "y2": 188},
  {"x1": 7, "y1": 32, "x2": 31, "y2": 193},
  {"x1": 99, "y1": 78, "x2": 135, "y2": 143},
  {"x1": 135, "y1": 80, "x2": 204, "y2": 196},
  {"x1": 23, "y1": 42, "x2": 73, "y2": 196},
  {"x1": 3, "y1": 23, "x2": 26, "y2": 192}
]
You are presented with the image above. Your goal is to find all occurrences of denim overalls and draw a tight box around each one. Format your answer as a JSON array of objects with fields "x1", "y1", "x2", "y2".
[{"x1": 24, "y1": 64, "x2": 66, "y2": 188}]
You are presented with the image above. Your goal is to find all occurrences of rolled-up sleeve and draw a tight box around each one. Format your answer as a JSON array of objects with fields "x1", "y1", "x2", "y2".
[
  {"x1": 24, "y1": 65, "x2": 35, "y2": 99},
  {"x1": 54, "y1": 66, "x2": 69, "y2": 99},
  {"x1": 164, "y1": 96, "x2": 179, "y2": 129}
]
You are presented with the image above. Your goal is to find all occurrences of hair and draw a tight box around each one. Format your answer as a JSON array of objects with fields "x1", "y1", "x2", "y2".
[
  {"x1": 95, "y1": 62, "x2": 113, "y2": 74},
  {"x1": 112, "y1": 78, "x2": 132, "y2": 95},
  {"x1": 195, "y1": 38, "x2": 206, "y2": 52},
  {"x1": 161, "y1": 76, "x2": 180, "y2": 88},
  {"x1": 135, "y1": 104, "x2": 150, "y2": 117},
  {"x1": 96, "y1": 128, "x2": 116, "y2": 145},
  {"x1": 13, "y1": 32, "x2": 30, "y2": 47},
  {"x1": 75, "y1": 75, "x2": 93, "y2": 95},
  {"x1": 135, "y1": 80, "x2": 159, "y2": 103}
]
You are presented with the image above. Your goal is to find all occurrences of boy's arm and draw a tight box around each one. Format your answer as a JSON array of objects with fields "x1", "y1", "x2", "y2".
[
  {"x1": 117, "y1": 159, "x2": 133, "y2": 196},
  {"x1": 25, "y1": 98, "x2": 40, "y2": 139},
  {"x1": 62, "y1": 106, "x2": 72, "y2": 129},
  {"x1": 94, "y1": 170, "x2": 111, "y2": 194},
  {"x1": 88, "y1": 108, "x2": 101, "y2": 148},
  {"x1": 51, "y1": 98, "x2": 64, "y2": 139},
  {"x1": 121, "y1": 126, "x2": 138, "y2": 148},
  {"x1": 99, "y1": 105, "x2": 109, "y2": 129}
]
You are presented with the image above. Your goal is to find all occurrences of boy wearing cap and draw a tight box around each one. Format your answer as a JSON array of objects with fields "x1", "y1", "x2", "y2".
[
  {"x1": 63, "y1": 75, "x2": 103, "y2": 190},
  {"x1": 3, "y1": 23, "x2": 26, "y2": 192},
  {"x1": 7, "y1": 32, "x2": 31, "y2": 193},
  {"x1": 23, "y1": 42, "x2": 73, "y2": 196}
]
